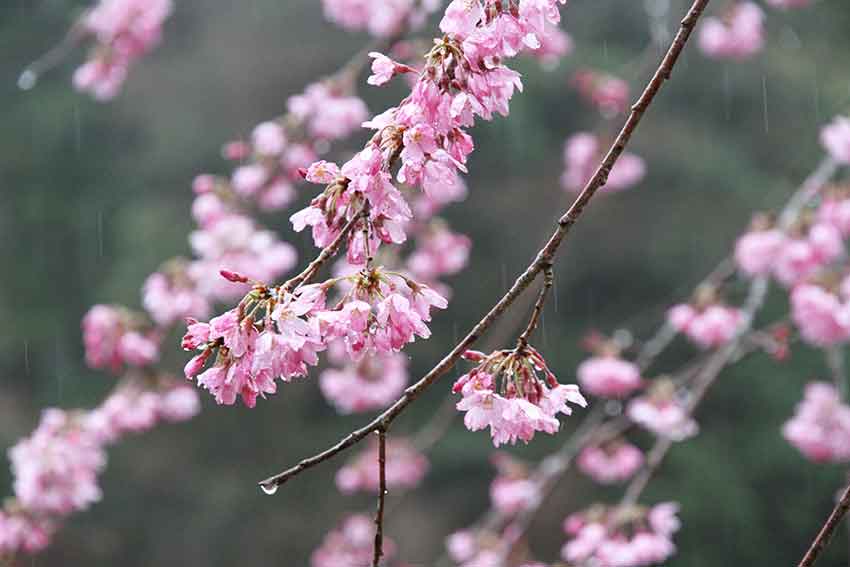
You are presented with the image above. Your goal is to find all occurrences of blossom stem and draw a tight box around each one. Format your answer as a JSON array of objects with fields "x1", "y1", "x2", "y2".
[
  {"x1": 373, "y1": 428, "x2": 388, "y2": 567},
  {"x1": 826, "y1": 346, "x2": 847, "y2": 401},
  {"x1": 258, "y1": 0, "x2": 713, "y2": 491},
  {"x1": 281, "y1": 207, "x2": 366, "y2": 293},
  {"x1": 516, "y1": 266, "x2": 554, "y2": 349},
  {"x1": 797, "y1": 482, "x2": 850, "y2": 567}
]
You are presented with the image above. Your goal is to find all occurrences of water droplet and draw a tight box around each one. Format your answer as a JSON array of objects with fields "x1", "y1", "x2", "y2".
[
  {"x1": 259, "y1": 481, "x2": 278, "y2": 495},
  {"x1": 17, "y1": 70, "x2": 38, "y2": 91}
]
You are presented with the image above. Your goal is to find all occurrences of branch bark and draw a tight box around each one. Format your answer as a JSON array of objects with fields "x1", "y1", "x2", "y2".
[{"x1": 798, "y1": 482, "x2": 850, "y2": 567}]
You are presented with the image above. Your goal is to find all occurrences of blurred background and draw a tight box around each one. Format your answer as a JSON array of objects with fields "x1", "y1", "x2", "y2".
[{"x1": 3, "y1": 0, "x2": 850, "y2": 565}]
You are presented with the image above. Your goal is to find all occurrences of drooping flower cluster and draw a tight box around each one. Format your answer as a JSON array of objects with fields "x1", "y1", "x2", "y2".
[
  {"x1": 698, "y1": 2, "x2": 764, "y2": 61},
  {"x1": 0, "y1": 378, "x2": 199, "y2": 558},
  {"x1": 9, "y1": 410, "x2": 106, "y2": 518},
  {"x1": 82, "y1": 305, "x2": 161, "y2": 372},
  {"x1": 627, "y1": 379, "x2": 698, "y2": 442},
  {"x1": 667, "y1": 286, "x2": 743, "y2": 349},
  {"x1": 335, "y1": 436, "x2": 429, "y2": 493},
  {"x1": 73, "y1": 0, "x2": 173, "y2": 100},
  {"x1": 184, "y1": 267, "x2": 446, "y2": 407},
  {"x1": 783, "y1": 382, "x2": 850, "y2": 463},
  {"x1": 453, "y1": 347, "x2": 587, "y2": 447},
  {"x1": 311, "y1": 515, "x2": 396, "y2": 567},
  {"x1": 561, "y1": 132, "x2": 646, "y2": 194},
  {"x1": 766, "y1": 0, "x2": 812, "y2": 7},
  {"x1": 321, "y1": 0, "x2": 442, "y2": 38},
  {"x1": 561, "y1": 502, "x2": 681, "y2": 567},
  {"x1": 578, "y1": 440, "x2": 644, "y2": 485},
  {"x1": 572, "y1": 69, "x2": 630, "y2": 117}
]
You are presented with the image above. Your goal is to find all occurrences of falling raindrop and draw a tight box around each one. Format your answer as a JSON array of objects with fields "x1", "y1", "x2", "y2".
[
  {"x1": 259, "y1": 482, "x2": 278, "y2": 495},
  {"x1": 24, "y1": 341, "x2": 30, "y2": 376},
  {"x1": 762, "y1": 76, "x2": 770, "y2": 134},
  {"x1": 17, "y1": 69, "x2": 38, "y2": 91}
]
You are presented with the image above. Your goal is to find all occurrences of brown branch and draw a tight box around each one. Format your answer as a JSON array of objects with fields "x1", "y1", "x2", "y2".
[
  {"x1": 281, "y1": 208, "x2": 366, "y2": 293},
  {"x1": 517, "y1": 265, "x2": 554, "y2": 348},
  {"x1": 372, "y1": 428, "x2": 388, "y2": 567},
  {"x1": 258, "y1": 0, "x2": 712, "y2": 490},
  {"x1": 798, "y1": 482, "x2": 850, "y2": 567}
]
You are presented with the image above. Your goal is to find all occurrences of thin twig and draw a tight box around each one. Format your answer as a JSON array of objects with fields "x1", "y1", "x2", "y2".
[
  {"x1": 826, "y1": 346, "x2": 847, "y2": 401},
  {"x1": 281, "y1": 208, "x2": 366, "y2": 293},
  {"x1": 797, "y1": 482, "x2": 850, "y2": 567},
  {"x1": 373, "y1": 428, "x2": 388, "y2": 567},
  {"x1": 517, "y1": 266, "x2": 554, "y2": 348},
  {"x1": 258, "y1": 0, "x2": 712, "y2": 490}
]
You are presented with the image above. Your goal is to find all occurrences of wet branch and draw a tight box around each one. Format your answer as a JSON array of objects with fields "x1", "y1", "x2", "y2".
[
  {"x1": 372, "y1": 428, "x2": 388, "y2": 567},
  {"x1": 258, "y1": 0, "x2": 713, "y2": 490},
  {"x1": 798, "y1": 482, "x2": 850, "y2": 567}
]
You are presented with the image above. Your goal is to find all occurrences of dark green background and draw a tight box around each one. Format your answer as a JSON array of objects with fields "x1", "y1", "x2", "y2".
[{"x1": 2, "y1": 0, "x2": 850, "y2": 565}]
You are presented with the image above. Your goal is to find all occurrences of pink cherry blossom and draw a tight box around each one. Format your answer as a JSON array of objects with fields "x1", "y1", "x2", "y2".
[
  {"x1": 698, "y1": 2, "x2": 765, "y2": 61},
  {"x1": 783, "y1": 382, "x2": 850, "y2": 463},
  {"x1": 573, "y1": 69, "x2": 630, "y2": 117},
  {"x1": 734, "y1": 227, "x2": 786, "y2": 276},
  {"x1": 287, "y1": 82, "x2": 369, "y2": 141},
  {"x1": 9, "y1": 409, "x2": 106, "y2": 517},
  {"x1": 142, "y1": 269, "x2": 210, "y2": 327},
  {"x1": 667, "y1": 303, "x2": 742, "y2": 349},
  {"x1": 454, "y1": 347, "x2": 587, "y2": 446},
  {"x1": 73, "y1": 0, "x2": 173, "y2": 100},
  {"x1": 561, "y1": 132, "x2": 645, "y2": 193},
  {"x1": 577, "y1": 356, "x2": 643, "y2": 398},
  {"x1": 818, "y1": 191, "x2": 850, "y2": 236},
  {"x1": 578, "y1": 441, "x2": 644, "y2": 484},
  {"x1": 407, "y1": 224, "x2": 472, "y2": 282},
  {"x1": 319, "y1": 348, "x2": 409, "y2": 413},
  {"x1": 335, "y1": 437, "x2": 428, "y2": 493},
  {"x1": 82, "y1": 305, "x2": 160, "y2": 372},
  {"x1": 772, "y1": 223, "x2": 844, "y2": 287},
  {"x1": 628, "y1": 387, "x2": 698, "y2": 442},
  {"x1": 562, "y1": 503, "x2": 680, "y2": 567},
  {"x1": 791, "y1": 284, "x2": 850, "y2": 347},
  {"x1": 0, "y1": 511, "x2": 53, "y2": 555},
  {"x1": 821, "y1": 115, "x2": 850, "y2": 164},
  {"x1": 311, "y1": 515, "x2": 396, "y2": 567}
]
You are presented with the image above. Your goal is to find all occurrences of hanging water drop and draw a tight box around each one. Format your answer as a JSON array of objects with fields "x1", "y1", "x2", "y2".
[
  {"x1": 259, "y1": 481, "x2": 278, "y2": 495},
  {"x1": 18, "y1": 69, "x2": 38, "y2": 91}
]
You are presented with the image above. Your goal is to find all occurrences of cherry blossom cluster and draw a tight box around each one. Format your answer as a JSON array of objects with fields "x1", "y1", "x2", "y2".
[
  {"x1": 561, "y1": 132, "x2": 646, "y2": 194},
  {"x1": 668, "y1": 287, "x2": 743, "y2": 349},
  {"x1": 445, "y1": 454, "x2": 542, "y2": 565},
  {"x1": 322, "y1": 0, "x2": 443, "y2": 38},
  {"x1": 183, "y1": 267, "x2": 447, "y2": 407},
  {"x1": 698, "y1": 2, "x2": 764, "y2": 61},
  {"x1": 627, "y1": 379, "x2": 699, "y2": 442},
  {"x1": 311, "y1": 514, "x2": 396, "y2": 567},
  {"x1": 453, "y1": 347, "x2": 587, "y2": 446},
  {"x1": 572, "y1": 68, "x2": 631, "y2": 118},
  {"x1": 336, "y1": 436, "x2": 429, "y2": 493},
  {"x1": 783, "y1": 382, "x2": 850, "y2": 463},
  {"x1": 82, "y1": 304, "x2": 161, "y2": 372},
  {"x1": 73, "y1": 0, "x2": 172, "y2": 100},
  {"x1": 1, "y1": 381, "x2": 198, "y2": 557},
  {"x1": 561, "y1": 502, "x2": 681, "y2": 566},
  {"x1": 578, "y1": 440, "x2": 645, "y2": 485}
]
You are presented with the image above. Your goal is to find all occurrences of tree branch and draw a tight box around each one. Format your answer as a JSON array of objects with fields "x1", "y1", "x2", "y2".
[
  {"x1": 798, "y1": 482, "x2": 850, "y2": 567},
  {"x1": 372, "y1": 428, "x2": 388, "y2": 567},
  {"x1": 258, "y1": 0, "x2": 713, "y2": 490}
]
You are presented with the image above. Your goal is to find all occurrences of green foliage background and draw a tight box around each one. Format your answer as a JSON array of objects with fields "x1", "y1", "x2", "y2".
[{"x1": 2, "y1": 0, "x2": 850, "y2": 565}]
